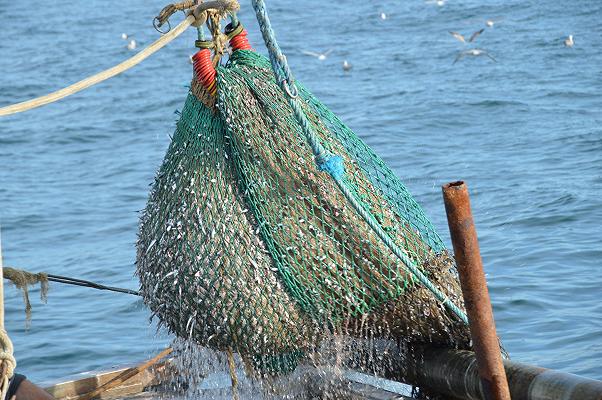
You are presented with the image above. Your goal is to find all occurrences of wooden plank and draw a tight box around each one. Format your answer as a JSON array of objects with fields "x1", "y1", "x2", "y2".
[
  {"x1": 44, "y1": 360, "x2": 411, "y2": 400},
  {"x1": 44, "y1": 362, "x2": 168, "y2": 400}
]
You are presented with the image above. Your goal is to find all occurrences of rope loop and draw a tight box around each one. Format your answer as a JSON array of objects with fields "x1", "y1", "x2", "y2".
[
  {"x1": 0, "y1": 328, "x2": 16, "y2": 400},
  {"x1": 153, "y1": 16, "x2": 172, "y2": 34},
  {"x1": 280, "y1": 79, "x2": 298, "y2": 99}
]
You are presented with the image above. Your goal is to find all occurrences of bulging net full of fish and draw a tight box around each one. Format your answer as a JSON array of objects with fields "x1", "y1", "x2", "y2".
[{"x1": 136, "y1": 49, "x2": 470, "y2": 375}]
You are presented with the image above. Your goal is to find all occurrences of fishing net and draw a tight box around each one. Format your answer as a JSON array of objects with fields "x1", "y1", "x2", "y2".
[
  {"x1": 137, "y1": 87, "x2": 319, "y2": 360},
  {"x1": 137, "y1": 45, "x2": 470, "y2": 375}
]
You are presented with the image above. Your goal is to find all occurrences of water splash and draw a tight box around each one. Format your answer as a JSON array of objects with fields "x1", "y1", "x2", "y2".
[{"x1": 161, "y1": 335, "x2": 415, "y2": 399}]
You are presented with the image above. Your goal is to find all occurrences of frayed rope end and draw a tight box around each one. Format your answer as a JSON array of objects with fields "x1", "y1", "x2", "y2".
[{"x1": 316, "y1": 153, "x2": 345, "y2": 180}]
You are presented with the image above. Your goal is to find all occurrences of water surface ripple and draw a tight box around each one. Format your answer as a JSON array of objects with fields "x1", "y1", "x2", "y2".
[{"x1": 0, "y1": 0, "x2": 600, "y2": 383}]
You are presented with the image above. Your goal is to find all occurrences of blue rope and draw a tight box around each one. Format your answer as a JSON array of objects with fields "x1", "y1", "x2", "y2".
[
  {"x1": 250, "y1": 0, "x2": 298, "y2": 97},
  {"x1": 230, "y1": 13, "x2": 240, "y2": 27},
  {"x1": 332, "y1": 176, "x2": 468, "y2": 324},
  {"x1": 316, "y1": 154, "x2": 344, "y2": 180},
  {"x1": 250, "y1": 0, "x2": 468, "y2": 325}
]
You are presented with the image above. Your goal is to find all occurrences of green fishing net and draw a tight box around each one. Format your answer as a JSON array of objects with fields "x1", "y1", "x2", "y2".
[
  {"x1": 137, "y1": 49, "x2": 469, "y2": 374},
  {"x1": 137, "y1": 92, "x2": 318, "y2": 359}
]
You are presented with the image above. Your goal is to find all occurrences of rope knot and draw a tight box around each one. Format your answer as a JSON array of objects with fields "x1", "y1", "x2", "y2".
[
  {"x1": 316, "y1": 152, "x2": 345, "y2": 180},
  {"x1": 0, "y1": 328, "x2": 16, "y2": 399},
  {"x1": 4, "y1": 267, "x2": 49, "y2": 323},
  {"x1": 190, "y1": 10, "x2": 209, "y2": 28}
]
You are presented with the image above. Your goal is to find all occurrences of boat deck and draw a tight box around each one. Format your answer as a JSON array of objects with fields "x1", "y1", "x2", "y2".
[{"x1": 44, "y1": 362, "x2": 411, "y2": 400}]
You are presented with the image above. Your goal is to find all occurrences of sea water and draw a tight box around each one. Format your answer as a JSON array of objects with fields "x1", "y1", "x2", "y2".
[{"x1": 0, "y1": 0, "x2": 600, "y2": 385}]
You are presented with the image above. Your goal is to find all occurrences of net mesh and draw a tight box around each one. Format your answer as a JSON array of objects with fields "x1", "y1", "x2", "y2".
[
  {"x1": 137, "y1": 93, "x2": 319, "y2": 358},
  {"x1": 137, "y1": 49, "x2": 470, "y2": 375}
]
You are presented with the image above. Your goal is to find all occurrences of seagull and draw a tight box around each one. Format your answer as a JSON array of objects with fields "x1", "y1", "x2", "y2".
[
  {"x1": 380, "y1": 12, "x2": 387, "y2": 20},
  {"x1": 449, "y1": 29, "x2": 485, "y2": 44},
  {"x1": 426, "y1": 0, "x2": 446, "y2": 6},
  {"x1": 342, "y1": 60, "x2": 352, "y2": 71},
  {"x1": 121, "y1": 33, "x2": 129, "y2": 40},
  {"x1": 485, "y1": 17, "x2": 505, "y2": 27},
  {"x1": 301, "y1": 49, "x2": 333, "y2": 61},
  {"x1": 127, "y1": 39, "x2": 137, "y2": 50},
  {"x1": 453, "y1": 48, "x2": 497, "y2": 64},
  {"x1": 564, "y1": 35, "x2": 574, "y2": 47}
]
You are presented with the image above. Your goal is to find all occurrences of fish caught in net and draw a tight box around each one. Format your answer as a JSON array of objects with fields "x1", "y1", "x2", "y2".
[
  {"x1": 136, "y1": 26, "x2": 470, "y2": 378},
  {"x1": 137, "y1": 90, "x2": 320, "y2": 361}
]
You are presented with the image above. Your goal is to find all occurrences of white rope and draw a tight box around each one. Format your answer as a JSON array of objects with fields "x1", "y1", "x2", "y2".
[
  {"x1": 0, "y1": 328, "x2": 15, "y2": 400},
  {"x1": 0, "y1": 15, "x2": 196, "y2": 117}
]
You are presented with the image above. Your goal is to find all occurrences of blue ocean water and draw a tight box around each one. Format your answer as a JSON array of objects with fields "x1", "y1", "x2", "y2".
[{"x1": 0, "y1": 0, "x2": 600, "y2": 385}]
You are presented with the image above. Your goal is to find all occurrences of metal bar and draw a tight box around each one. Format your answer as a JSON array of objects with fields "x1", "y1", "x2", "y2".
[
  {"x1": 442, "y1": 180, "x2": 511, "y2": 400},
  {"x1": 46, "y1": 274, "x2": 140, "y2": 296},
  {"x1": 392, "y1": 347, "x2": 602, "y2": 400},
  {"x1": 342, "y1": 337, "x2": 602, "y2": 399},
  {"x1": 341, "y1": 338, "x2": 602, "y2": 400}
]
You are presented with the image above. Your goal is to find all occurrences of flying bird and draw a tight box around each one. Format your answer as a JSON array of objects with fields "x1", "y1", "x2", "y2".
[
  {"x1": 301, "y1": 49, "x2": 333, "y2": 61},
  {"x1": 449, "y1": 29, "x2": 485, "y2": 44},
  {"x1": 564, "y1": 35, "x2": 574, "y2": 47},
  {"x1": 453, "y1": 49, "x2": 497, "y2": 64}
]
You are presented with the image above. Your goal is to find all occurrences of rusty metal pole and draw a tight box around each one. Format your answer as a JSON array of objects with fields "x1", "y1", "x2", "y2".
[{"x1": 442, "y1": 181, "x2": 511, "y2": 400}]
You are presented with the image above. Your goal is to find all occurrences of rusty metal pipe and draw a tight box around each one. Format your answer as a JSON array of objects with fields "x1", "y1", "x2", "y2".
[{"x1": 442, "y1": 180, "x2": 511, "y2": 400}]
